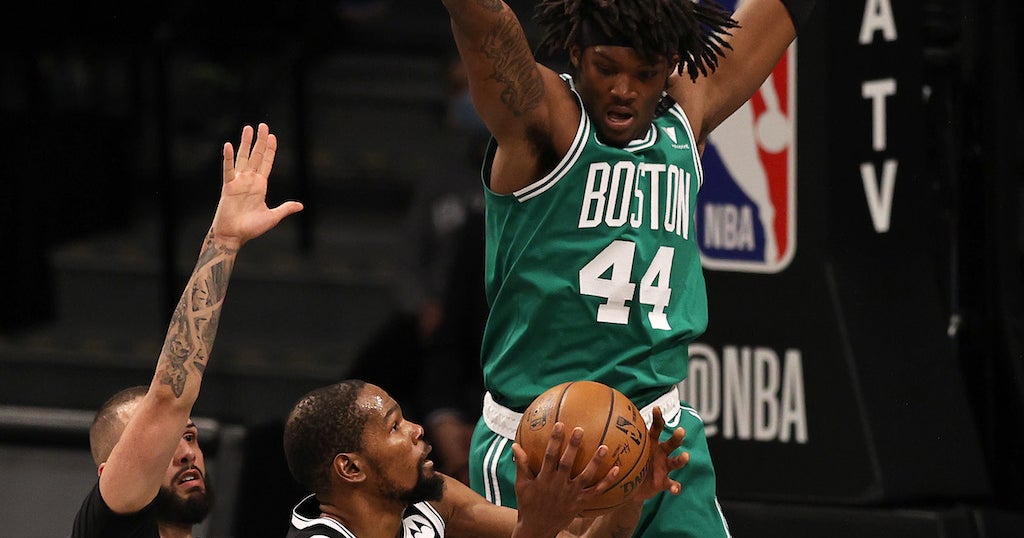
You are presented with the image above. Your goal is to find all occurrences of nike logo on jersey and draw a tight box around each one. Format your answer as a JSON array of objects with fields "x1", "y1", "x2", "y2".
[{"x1": 661, "y1": 127, "x2": 690, "y2": 150}]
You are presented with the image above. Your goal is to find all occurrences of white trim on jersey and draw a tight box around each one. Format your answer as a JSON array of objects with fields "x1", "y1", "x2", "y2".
[
  {"x1": 605, "y1": 123, "x2": 658, "y2": 152},
  {"x1": 291, "y1": 495, "x2": 446, "y2": 538},
  {"x1": 291, "y1": 494, "x2": 357, "y2": 538},
  {"x1": 514, "y1": 84, "x2": 591, "y2": 203},
  {"x1": 483, "y1": 386, "x2": 682, "y2": 441},
  {"x1": 715, "y1": 496, "x2": 733, "y2": 538},
  {"x1": 481, "y1": 434, "x2": 510, "y2": 505},
  {"x1": 668, "y1": 104, "x2": 705, "y2": 190},
  {"x1": 412, "y1": 501, "x2": 446, "y2": 535},
  {"x1": 681, "y1": 404, "x2": 705, "y2": 425}
]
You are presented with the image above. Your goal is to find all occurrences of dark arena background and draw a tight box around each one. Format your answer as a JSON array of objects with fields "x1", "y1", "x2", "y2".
[{"x1": 1, "y1": 1, "x2": 1022, "y2": 536}]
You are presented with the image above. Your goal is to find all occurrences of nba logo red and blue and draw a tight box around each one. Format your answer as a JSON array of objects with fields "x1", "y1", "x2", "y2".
[{"x1": 698, "y1": 0, "x2": 796, "y2": 273}]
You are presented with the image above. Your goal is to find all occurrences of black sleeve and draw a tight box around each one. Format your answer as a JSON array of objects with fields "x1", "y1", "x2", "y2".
[{"x1": 71, "y1": 481, "x2": 159, "y2": 538}]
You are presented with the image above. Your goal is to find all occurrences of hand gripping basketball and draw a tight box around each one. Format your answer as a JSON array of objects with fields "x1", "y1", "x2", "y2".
[{"x1": 515, "y1": 381, "x2": 651, "y2": 516}]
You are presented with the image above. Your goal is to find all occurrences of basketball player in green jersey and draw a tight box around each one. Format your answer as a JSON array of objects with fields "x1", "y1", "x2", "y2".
[{"x1": 439, "y1": 0, "x2": 815, "y2": 536}]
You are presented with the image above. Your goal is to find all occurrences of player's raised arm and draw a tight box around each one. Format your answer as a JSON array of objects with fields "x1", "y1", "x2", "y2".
[
  {"x1": 442, "y1": 0, "x2": 547, "y2": 138},
  {"x1": 672, "y1": 0, "x2": 805, "y2": 147},
  {"x1": 97, "y1": 123, "x2": 303, "y2": 513},
  {"x1": 441, "y1": 0, "x2": 579, "y2": 193}
]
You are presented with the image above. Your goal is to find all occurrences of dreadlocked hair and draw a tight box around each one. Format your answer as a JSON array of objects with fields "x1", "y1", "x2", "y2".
[{"x1": 534, "y1": 0, "x2": 740, "y2": 81}]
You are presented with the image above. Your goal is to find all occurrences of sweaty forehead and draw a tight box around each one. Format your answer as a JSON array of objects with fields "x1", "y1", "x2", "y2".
[{"x1": 357, "y1": 385, "x2": 396, "y2": 422}]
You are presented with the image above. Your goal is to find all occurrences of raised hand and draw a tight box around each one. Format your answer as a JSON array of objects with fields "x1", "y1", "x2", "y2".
[{"x1": 212, "y1": 123, "x2": 304, "y2": 249}]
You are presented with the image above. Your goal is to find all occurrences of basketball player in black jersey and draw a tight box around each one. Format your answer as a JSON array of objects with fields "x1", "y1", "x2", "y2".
[{"x1": 283, "y1": 379, "x2": 688, "y2": 538}]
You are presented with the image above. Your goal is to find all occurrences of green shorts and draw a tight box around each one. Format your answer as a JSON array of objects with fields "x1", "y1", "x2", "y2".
[{"x1": 469, "y1": 400, "x2": 731, "y2": 538}]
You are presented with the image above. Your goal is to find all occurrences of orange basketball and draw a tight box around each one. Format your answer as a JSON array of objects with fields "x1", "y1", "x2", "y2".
[{"x1": 515, "y1": 380, "x2": 651, "y2": 516}]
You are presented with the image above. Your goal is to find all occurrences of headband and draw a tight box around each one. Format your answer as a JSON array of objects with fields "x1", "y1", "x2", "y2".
[{"x1": 578, "y1": 17, "x2": 634, "y2": 49}]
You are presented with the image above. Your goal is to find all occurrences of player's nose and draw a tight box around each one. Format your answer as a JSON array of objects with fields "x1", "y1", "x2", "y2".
[
  {"x1": 410, "y1": 421, "x2": 425, "y2": 441},
  {"x1": 175, "y1": 438, "x2": 196, "y2": 465},
  {"x1": 610, "y1": 75, "x2": 635, "y2": 100}
]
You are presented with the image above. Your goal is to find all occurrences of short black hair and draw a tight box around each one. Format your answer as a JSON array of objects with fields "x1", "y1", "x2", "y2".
[
  {"x1": 534, "y1": 0, "x2": 739, "y2": 80},
  {"x1": 283, "y1": 380, "x2": 368, "y2": 494},
  {"x1": 89, "y1": 385, "x2": 148, "y2": 465}
]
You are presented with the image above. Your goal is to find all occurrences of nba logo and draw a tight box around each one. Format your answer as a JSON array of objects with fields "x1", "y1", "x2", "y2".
[{"x1": 697, "y1": 0, "x2": 796, "y2": 273}]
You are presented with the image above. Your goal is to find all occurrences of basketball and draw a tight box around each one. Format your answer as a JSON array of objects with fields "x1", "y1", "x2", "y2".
[{"x1": 515, "y1": 380, "x2": 651, "y2": 516}]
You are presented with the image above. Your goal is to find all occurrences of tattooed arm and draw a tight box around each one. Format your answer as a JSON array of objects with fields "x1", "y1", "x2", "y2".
[
  {"x1": 98, "y1": 123, "x2": 303, "y2": 513},
  {"x1": 441, "y1": 0, "x2": 581, "y2": 194}
]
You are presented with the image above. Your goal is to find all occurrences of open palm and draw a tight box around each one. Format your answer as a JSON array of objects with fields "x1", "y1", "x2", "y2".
[{"x1": 213, "y1": 123, "x2": 303, "y2": 248}]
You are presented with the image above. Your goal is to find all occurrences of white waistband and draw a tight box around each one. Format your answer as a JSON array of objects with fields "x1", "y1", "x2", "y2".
[{"x1": 482, "y1": 385, "x2": 681, "y2": 440}]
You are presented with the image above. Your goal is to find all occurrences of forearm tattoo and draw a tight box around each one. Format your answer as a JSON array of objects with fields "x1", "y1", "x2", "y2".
[
  {"x1": 159, "y1": 230, "x2": 237, "y2": 397},
  {"x1": 481, "y1": 12, "x2": 544, "y2": 117}
]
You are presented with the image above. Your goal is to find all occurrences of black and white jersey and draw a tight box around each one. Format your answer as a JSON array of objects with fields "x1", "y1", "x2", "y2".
[{"x1": 287, "y1": 494, "x2": 445, "y2": 538}]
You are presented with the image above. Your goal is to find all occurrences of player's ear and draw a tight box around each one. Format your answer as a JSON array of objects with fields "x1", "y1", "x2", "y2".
[
  {"x1": 569, "y1": 45, "x2": 582, "y2": 69},
  {"x1": 333, "y1": 453, "x2": 366, "y2": 483}
]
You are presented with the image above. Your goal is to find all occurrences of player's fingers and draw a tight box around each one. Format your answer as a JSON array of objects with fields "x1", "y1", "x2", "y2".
[
  {"x1": 248, "y1": 123, "x2": 269, "y2": 172},
  {"x1": 575, "y1": 443, "x2": 611, "y2": 487},
  {"x1": 541, "y1": 422, "x2": 566, "y2": 473},
  {"x1": 670, "y1": 451, "x2": 690, "y2": 471},
  {"x1": 664, "y1": 451, "x2": 689, "y2": 495},
  {"x1": 257, "y1": 133, "x2": 278, "y2": 178},
  {"x1": 268, "y1": 201, "x2": 305, "y2": 223},
  {"x1": 584, "y1": 460, "x2": 619, "y2": 495},
  {"x1": 650, "y1": 406, "x2": 666, "y2": 434},
  {"x1": 556, "y1": 426, "x2": 584, "y2": 474},
  {"x1": 666, "y1": 477, "x2": 683, "y2": 495},
  {"x1": 235, "y1": 124, "x2": 254, "y2": 170},
  {"x1": 511, "y1": 442, "x2": 535, "y2": 479},
  {"x1": 662, "y1": 427, "x2": 685, "y2": 452},
  {"x1": 223, "y1": 142, "x2": 236, "y2": 183}
]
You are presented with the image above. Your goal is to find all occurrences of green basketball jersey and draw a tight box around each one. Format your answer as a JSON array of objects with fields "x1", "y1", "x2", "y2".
[{"x1": 481, "y1": 75, "x2": 708, "y2": 410}]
